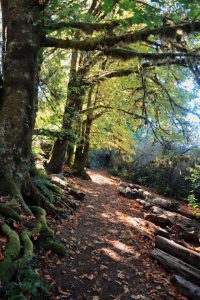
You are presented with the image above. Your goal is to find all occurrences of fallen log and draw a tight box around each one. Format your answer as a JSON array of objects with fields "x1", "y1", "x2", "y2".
[
  {"x1": 134, "y1": 198, "x2": 152, "y2": 209},
  {"x1": 118, "y1": 182, "x2": 179, "y2": 210},
  {"x1": 155, "y1": 235, "x2": 200, "y2": 269},
  {"x1": 172, "y1": 275, "x2": 200, "y2": 300},
  {"x1": 149, "y1": 206, "x2": 200, "y2": 242},
  {"x1": 145, "y1": 213, "x2": 172, "y2": 226},
  {"x1": 144, "y1": 195, "x2": 179, "y2": 211},
  {"x1": 141, "y1": 220, "x2": 170, "y2": 238},
  {"x1": 151, "y1": 249, "x2": 200, "y2": 284},
  {"x1": 118, "y1": 185, "x2": 144, "y2": 200},
  {"x1": 177, "y1": 209, "x2": 200, "y2": 223},
  {"x1": 127, "y1": 217, "x2": 151, "y2": 239},
  {"x1": 130, "y1": 218, "x2": 169, "y2": 238}
]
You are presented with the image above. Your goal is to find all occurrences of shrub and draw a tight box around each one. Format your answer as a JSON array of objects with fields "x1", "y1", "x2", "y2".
[{"x1": 187, "y1": 164, "x2": 200, "y2": 208}]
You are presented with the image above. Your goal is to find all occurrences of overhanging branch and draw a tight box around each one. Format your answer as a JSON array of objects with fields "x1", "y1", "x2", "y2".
[
  {"x1": 47, "y1": 17, "x2": 134, "y2": 34},
  {"x1": 103, "y1": 48, "x2": 200, "y2": 61},
  {"x1": 42, "y1": 21, "x2": 200, "y2": 51}
]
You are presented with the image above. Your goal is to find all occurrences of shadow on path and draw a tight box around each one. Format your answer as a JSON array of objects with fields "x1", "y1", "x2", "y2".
[{"x1": 48, "y1": 170, "x2": 184, "y2": 300}]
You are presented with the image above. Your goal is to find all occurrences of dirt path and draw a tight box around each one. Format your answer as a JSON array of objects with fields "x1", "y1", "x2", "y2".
[{"x1": 45, "y1": 170, "x2": 186, "y2": 300}]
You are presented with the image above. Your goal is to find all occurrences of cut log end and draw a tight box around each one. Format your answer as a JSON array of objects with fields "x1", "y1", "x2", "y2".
[{"x1": 172, "y1": 275, "x2": 200, "y2": 300}]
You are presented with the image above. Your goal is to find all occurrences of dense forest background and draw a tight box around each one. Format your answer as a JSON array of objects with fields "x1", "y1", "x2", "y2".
[
  {"x1": 0, "y1": 0, "x2": 200, "y2": 297},
  {"x1": 30, "y1": 0, "x2": 200, "y2": 204}
]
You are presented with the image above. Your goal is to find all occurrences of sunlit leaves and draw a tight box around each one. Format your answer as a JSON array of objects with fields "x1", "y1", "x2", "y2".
[{"x1": 102, "y1": 0, "x2": 115, "y2": 14}]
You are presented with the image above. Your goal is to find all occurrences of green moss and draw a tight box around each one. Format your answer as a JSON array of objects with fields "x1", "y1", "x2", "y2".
[
  {"x1": 50, "y1": 183, "x2": 64, "y2": 195},
  {"x1": 1, "y1": 224, "x2": 20, "y2": 259},
  {"x1": 30, "y1": 206, "x2": 66, "y2": 256},
  {"x1": 21, "y1": 231, "x2": 33, "y2": 261},
  {"x1": 14, "y1": 231, "x2": 33, "y2": 270},
  {"x1": 0, "y1": 176, "x2": 21, "y2": 198},
  {"x1": 30, "y1": 206, "x2": 54, "y2": 238},
  {"x1": 0, "y1": 205, "x2": 21, "y2": 221},
  {"x1": 0, "y1": 224, "x2": 20, "y2": 282},
  {"x1": 0, "y1": 175, "x2": 32, "y2": 215},
  {"x1": 40, "y1": 239, "x2": 67, "y2": 256}
]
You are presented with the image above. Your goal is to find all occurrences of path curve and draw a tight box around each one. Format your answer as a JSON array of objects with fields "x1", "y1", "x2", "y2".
[{"x1": 48, "y1": 170, "x2": 186, "y2": 300}]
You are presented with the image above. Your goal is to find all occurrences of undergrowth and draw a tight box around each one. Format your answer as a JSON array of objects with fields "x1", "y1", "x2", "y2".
[{"x1": 0, "y1": 264, "x2": 49, "y2": 300}]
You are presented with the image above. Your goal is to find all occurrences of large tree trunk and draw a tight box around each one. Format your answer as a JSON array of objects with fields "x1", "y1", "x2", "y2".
[
  {"x1": 1, "y1": 0, "x2": 8, "y2": 74},
  {"x1": 0, "y1": 1, "x2": 42, "y2": 212},
  {"x1": 0, "y1": 1, "x2": 67, "y2": 284},
  {"x1": 73, "y1": 118, "x2": 92, "y2": 176},
  {"x1": 46, "y1": 50, "x2": 89, "y2": 174},
  {"x1": 66, "y1": 142, "x2": 75, "y2": 167},
  {"x1": 72, "y1": 86, "x2": 93, "y2": 176}
]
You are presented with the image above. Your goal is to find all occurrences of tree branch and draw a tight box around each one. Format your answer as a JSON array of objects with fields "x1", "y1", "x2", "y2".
[
  {"x1": 42, "y1": 21, "x2": 200, "y2": 51},
  {"x1": 47, "y1": 21, "x2": 116, "y2": 33},
  {"x1": 103, "y1": 48, "x2": 200, "y2": 61}
]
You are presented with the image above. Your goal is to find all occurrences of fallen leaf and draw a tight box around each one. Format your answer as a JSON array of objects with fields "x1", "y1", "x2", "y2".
[
  {"x1": 123, "y1": 285, "x2": 129, "y2": 294},
  {"x1": 32, "y1": 231, "x2": 40, "y2": 240},
  {"x1": 57, "y1": 287, "x2": 70, "y2": 296},
  {"x1": 80, "y1": 273, "x2": 95, "y2": 280},
  {"x1": 13, "y1": 222, "x2": 24, "y2": 230},
  {"x1": 100, "y1": 264, "x2": 108, "y2": 270},
  {"x1": 117, "y1": 271, "x2": 125, "y2": 279},
  {"x1": 0, "y1": 237, "x2": 7, "y2": 243}
]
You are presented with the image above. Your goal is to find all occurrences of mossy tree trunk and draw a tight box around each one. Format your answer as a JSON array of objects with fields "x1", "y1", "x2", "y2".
[
  {"x1": 66, "y1": 142, "x2": 75, "y2": 167},
  {"x1": 1, "y1": 0, "x2": 8, "y2": 74},
  {"x1": 73, "y1": 118, "x2": 92, "y2": 176},
  {"x1": 46, "y1": 51, "x2": 91, "y2": 174},
  {"x1": 73, "y1": 87, "x2": 94, "y2": 177},
  {"x1": 0, "y1": 4, "x2": 67, "y2": 283},
  {"x1": 0, "y1": 1, "x2": 42, "y2": 209}
]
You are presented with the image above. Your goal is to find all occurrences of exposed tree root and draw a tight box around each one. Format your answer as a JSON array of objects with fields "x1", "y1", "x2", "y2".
[
  {"x1": 0, "y1": 175, "x2": 32, "y2": 215},
  {"x1": 0, "y1": 206, "x2": 66, "y2": 282},
  {"x1": 0, "y1": 204, "x2": 21, "y2": 221},
  {"x1": 18, "y1": 230, "x2": 34, "y2": 267},
  {"x1": 30, "y1": 206, "x2": 66, "y2": 256},
  {"x1": 0, "y1": 224, "x2": 21, "y2": 282},
  {"x1": 0, "y1": 171, "x2": 82, "y2": 283}
]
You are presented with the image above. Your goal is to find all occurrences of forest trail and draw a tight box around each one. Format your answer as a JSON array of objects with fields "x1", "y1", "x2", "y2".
[{"x1": 45, "y1": 170, "x2": 186, "y2": 300}]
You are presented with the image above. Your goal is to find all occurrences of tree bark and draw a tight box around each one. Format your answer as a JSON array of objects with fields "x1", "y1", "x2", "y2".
[
  {"x1": 73, "y1": 86, "x2": 93, "y2": 176},
  {"x1": 151, "y1": 249, "x2": 200, "y2": 284},
  {"x1": 149, "y1": 206, "x2": 200, "y2": 241},
  {"x1": 172, "y1": 275, "x2": 200, "y2": 300},
  {"x1": 66, "y1": 142, "x2": 75, "y2": 167},
  {"x1": 1, "y1": 0, "x2": 8, "y2": 74},
  {"x1": 155, "y1": 235, "x2": 200, "y2": 270},
  {"x1": 46, "y1": 51, "x2": 91, "y2": 174},
  {"x1": 0, "y1": 1, "x2": 42, "y2": 210}
]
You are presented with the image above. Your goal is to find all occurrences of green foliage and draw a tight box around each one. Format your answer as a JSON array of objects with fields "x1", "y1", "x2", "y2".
[
  {"x1": 107, "y1": 137, "x2": 200, "y2": 200},
  {"x1": 102, "y1": 0, "x2": 114, "y2": 14},
  {"x1": 132, "y1": 155, "x2": 190, "y2": 198},
  {"x1": 2, "y1": 266, "x2": 49, "y2": 300},
  {"x1": 0, "y1": 147, "x2": 7, "y2": 154},
  {"x1": 187, "y1": 164, "x2": 200, "y2": 208}
]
